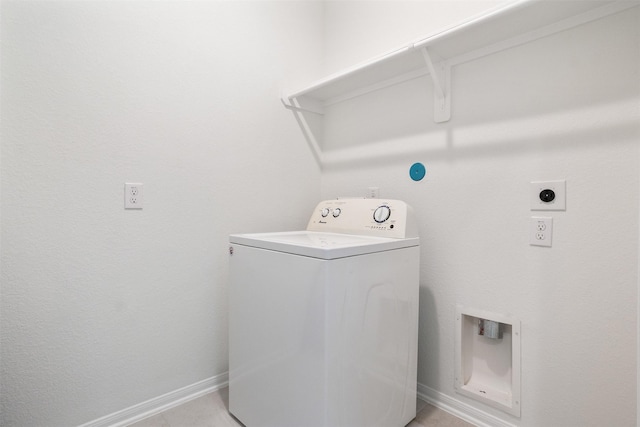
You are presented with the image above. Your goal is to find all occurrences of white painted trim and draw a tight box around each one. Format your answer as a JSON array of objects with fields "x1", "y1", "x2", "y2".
[
  {"x1": 77, "y1": 373, "x2": 229, "y2": 427},
  {"x1": 417, "y1": 382, "x2": 517, "y2": 427}
]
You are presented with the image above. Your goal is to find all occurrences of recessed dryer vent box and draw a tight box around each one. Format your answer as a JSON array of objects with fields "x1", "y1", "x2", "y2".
[{"x1": 455, "y1": 306, "x2": 521, "y2": 417}]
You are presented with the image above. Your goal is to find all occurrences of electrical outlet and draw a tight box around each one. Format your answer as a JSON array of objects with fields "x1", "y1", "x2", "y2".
[
  {"x1": 124, "y1": 183, "x2": 143, "y2": 209},
  {"x1": 531, "y1": 180, "x2": 566, "y2": 211},
  {"x1": 530, "y1": 216, "x2": 552, "y2": 247}
]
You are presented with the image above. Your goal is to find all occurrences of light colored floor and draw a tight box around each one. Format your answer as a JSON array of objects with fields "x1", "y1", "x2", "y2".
[{"x1": 129, "y1": 387, "x2": 473, "y2": 427}]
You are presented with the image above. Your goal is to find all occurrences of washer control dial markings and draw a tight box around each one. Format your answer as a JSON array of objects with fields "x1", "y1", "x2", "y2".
[{"x1": 373, "y1": 205, "x2": 391, "y2": 223}]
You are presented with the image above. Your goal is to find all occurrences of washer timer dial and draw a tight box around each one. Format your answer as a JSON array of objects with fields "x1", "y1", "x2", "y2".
[{"x1": 373, "y1": 205, "x2": 391, "y2": 223}]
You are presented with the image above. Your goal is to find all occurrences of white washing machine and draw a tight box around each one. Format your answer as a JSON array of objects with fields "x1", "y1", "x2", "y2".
[{"x1": 228, "y1": 198, "x2": 420, "y2": 427}]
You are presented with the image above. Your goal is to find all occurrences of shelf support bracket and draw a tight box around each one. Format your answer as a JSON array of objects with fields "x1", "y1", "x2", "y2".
[
  {"x1": 281, "y1": 95, "x2": 324, "y2": 167},
  {"x1": 421, "y1": 47, "x2": 451, "y2": 123},
  {"x1": 280, "y1": 96, "x2": 324, "y2": 116}
]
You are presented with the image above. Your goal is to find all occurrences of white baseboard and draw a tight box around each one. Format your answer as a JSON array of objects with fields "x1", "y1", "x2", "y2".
[
  {"x1": 417, "y1": 382, "x2": 517, "y2": 427},
  {"x1": 78, "y1": 372, "x2": 229, "y2": 427},
  {"x1": 80, "y1": 374, "x2": 513, "y2": 427}
]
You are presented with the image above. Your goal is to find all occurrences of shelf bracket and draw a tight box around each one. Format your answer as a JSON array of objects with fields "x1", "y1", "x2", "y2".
[
  {"x1": 281, "y1": 96, "x2": 324, "y2": 167},
  {"x1": 280, "y1": 96, "x2": 324, "y2": 116},
  {"x1": 421, "y1": 47, "x2": 451, "y2": 123}
]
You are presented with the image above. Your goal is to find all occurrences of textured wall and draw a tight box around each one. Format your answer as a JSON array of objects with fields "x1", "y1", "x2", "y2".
[
  {"x1": 322, "y1": 0, "x2": 503, "y2": 75},
  {"x1": 0, "y1": 2, "x2": 321, "y2": 426},
  {"x1": 3, "y1": 2, "x2": 639, "y2": 426},
  {"x1": 320, "y1": 2, "x2": 639, "y2": 426}
]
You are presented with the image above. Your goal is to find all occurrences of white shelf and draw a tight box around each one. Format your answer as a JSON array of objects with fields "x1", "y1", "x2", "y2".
[{"x1": 282, "y1": 0, "x2": 637, "y2": 166}]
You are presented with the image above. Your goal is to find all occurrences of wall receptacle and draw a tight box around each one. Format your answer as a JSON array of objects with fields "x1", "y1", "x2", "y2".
[
  {"x1": 530, "y1": 216, "x2": 552, "y2": 247},
  {"x1": 124, "y1": 183, "x2": 143, "y2": 209},
  {"x1": 531, "y1": 180, "x2": 566, "y2": 211}
]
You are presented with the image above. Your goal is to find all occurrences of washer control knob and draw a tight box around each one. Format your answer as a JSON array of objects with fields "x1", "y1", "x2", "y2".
[
  {"x1": 373, "y1": 205, "x2": 391, "y2": 223},
  {"x1": 332, "y1": 208, "x2": 341, "y2": 218},
  {"x1": 321, "y1": 208, "x2": 330, "y2": 217}
]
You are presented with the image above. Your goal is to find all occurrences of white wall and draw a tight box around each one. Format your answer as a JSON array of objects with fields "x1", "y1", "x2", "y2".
[
  {"x1": 2, "y1": 1, "x2": 639, "y2": 426},
  {"x1": 0, "y1": 2, "x2": 322, "y2": 426},
  {"x1": 320, "y1": 1, "x2": 639, "y2": 426},
  {"x1": 322, "y1": 0, "x2": 503, "y2": 74}
]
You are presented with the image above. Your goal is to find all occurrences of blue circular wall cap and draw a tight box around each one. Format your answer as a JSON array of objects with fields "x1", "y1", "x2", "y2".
[{"x1": 409, "y1": 162, "x2": 426, "y2": 181}]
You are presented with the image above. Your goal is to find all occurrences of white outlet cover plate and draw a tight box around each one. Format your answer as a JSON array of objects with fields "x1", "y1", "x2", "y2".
[
  {"x1": 530, "y1": 216, "x2": 552, "y2": 247},
  {"x1": 531, "y1": 180, "x2": 565, "y2": 211},
  {"x1": 367, "y1": 187, "x2": 379, "y2": 198},
  {"x1": 125, "y1": 183, "x2": 143, "y2": 209}
]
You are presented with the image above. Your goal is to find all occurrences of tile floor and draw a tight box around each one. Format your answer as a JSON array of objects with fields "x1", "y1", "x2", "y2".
[{"x1": 129, "y1": 387, "x2": 473, "y2": 427}]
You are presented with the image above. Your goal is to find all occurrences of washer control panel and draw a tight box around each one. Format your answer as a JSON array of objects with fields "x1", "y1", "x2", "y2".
[{"x1": 307, "y1": 198, "x2": 417, "y2": 238}]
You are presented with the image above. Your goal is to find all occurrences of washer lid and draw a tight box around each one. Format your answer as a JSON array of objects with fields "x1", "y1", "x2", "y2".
[{"x1": 229, "y1": 231, "x2": 419, "y2": 260}]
